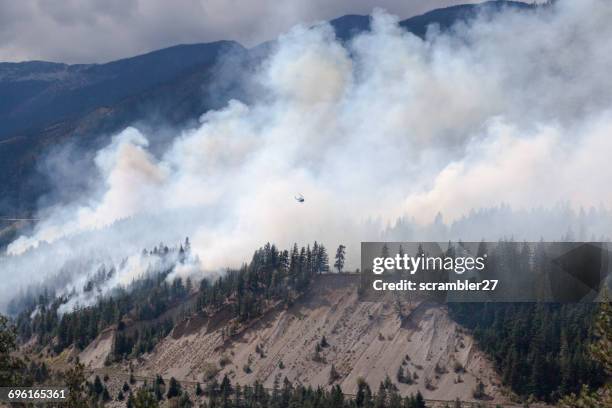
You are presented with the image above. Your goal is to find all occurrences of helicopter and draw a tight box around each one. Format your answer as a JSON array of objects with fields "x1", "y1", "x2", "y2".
[
  {"x1": 0, "y1": 217, "x2": 39, "y2": 222},
  {"x1": 294, "y1": 194, "x2": 305, "y2": 203}
]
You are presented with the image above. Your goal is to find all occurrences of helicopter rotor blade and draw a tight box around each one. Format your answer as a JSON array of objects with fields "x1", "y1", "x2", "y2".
[{"x1": 0, "y1": 217, "x2": 39, "y2": 222}]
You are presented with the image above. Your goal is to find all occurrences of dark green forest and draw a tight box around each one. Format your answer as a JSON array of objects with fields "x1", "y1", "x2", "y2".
[{"x1": 449, "y1": 303, "x2": 604, "y2": 402}]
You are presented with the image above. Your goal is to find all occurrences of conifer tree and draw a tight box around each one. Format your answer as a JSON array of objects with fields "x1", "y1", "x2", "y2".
[
  {"x1": 355, "y1": 378, "x2": 370, "y2": 408},
  {"x1": 0, "y1": 314, "x2": 26, "y2": 387},
  {"x1": 334, "y1": 245, "x2": 346, "y2": 273},
  {"x1": 93, "y1": 375, "x2": 104, "y2": 396},
  {"x1": 102, "y1": 385, "x2": 111, "y2": 402},
  {"x1": 64, "y1": 360, "x2": 88, "y2": 408},
  {"x1": 133, "y1": 387, "x2": 159, "y2": 408},
  {"x1": 329, "y1": 364, "x2": 340, "y2": 384},
  {"x1": 415, "y1": 391, "x2": 426, "y2": 408},
  {"x1": 318, "y1": 245, "x2": 330, "y2": 274},
  {"x1": 167, "y1": 376, "x2": 181, "y2": 399},
  {"x1": 559, "y1": 295, "x2": 611, "y2": 407}
]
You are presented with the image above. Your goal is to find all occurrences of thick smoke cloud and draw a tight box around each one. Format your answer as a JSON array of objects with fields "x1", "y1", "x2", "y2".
[{"x1": 2, "y1": 0, "x2": 612, "y2": 311}]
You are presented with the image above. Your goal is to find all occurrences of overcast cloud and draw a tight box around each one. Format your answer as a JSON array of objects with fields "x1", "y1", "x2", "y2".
[{"x1": 0, "y1": 0, "x2": 522, "y2": 63}]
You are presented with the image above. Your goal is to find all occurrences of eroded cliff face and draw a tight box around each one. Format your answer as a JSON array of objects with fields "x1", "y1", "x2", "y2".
[{"x1": 100, "y1": 274, "x2": 507, "y2": 403}]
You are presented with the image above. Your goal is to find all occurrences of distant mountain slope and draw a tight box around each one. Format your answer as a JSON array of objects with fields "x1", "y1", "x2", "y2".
[
  {"x1": 0, "y1": 42, "x2": 250, "y2": 219},
  {"x1": 399, "y1": 0, "x2": 534, "y2": 37},
  {"x1": 0, "y1": 1, "x2": 538, "y2": 222},
  {"x1": 0, "y1": 41, "x2": 244, "y2": 140},
  {"x1": 329, "y1": 1, "x2": 534, "y2": 41}
]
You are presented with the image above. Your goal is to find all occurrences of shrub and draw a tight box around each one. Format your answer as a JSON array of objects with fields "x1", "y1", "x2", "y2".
[
  {"x1": 219, "y1": 355, "x2": 232, "y2": 367},
  {"x1": 473, "y1": 380, "x2": 486, "y2": 399},
  {"x1": 202, "y1": 362, "x2": 220, "y2": 381},
  {"x1": 320, "y1": 336, "x2": 329, "y2": 348},
  {"x1": 329, "y1": 364, "x2": 341, "y2": 384}
]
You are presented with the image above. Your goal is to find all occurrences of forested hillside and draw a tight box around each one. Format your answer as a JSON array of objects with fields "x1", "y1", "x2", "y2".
[
  {"x1": 4, "y1": 238, "x2": 609, "y2": 405},
  {"x1": 449, "y1": 303, "x2": 604, "y2": 402},
  {"x1": 12, "y1": 240, "x2": 331, "y2": 364}
]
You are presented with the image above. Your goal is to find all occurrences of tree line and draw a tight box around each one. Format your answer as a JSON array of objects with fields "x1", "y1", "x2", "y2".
[
  {"x1": 449, "y1": 302, "x2": 604, "y2": 402},
  {"x1": 113, "y1": 373, "x2": 431, "y2": 408},
  {"x1": 11, "y1": 239, "x2": 339, "y2": 363}
]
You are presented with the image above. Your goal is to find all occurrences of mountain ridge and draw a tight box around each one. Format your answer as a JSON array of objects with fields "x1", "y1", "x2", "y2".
[{"x1": 0, "y1": 0, "x2": 540, "y2": 233}]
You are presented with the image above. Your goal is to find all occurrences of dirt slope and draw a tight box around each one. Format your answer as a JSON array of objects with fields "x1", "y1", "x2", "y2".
[
  {"x1": 80, "y1": 328, "x2": 114, "y2": 369},
  {"x1": 130, "y1": 274, "x2": 508, "y2": 403}
]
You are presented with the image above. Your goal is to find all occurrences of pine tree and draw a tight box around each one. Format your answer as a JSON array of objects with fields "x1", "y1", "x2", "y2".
[
  {"x1": 153, "y1": 380, "x2": 164, "y2": 401},
  {"x1": 559, "y1": 295, "x2": 611, "y2": 407},
  {"x1": 179, "y1": 392, "x2": 193, "y2": 407},
  {"x1": 64, "y1": 360, "x2": 88, "y2": 408},
  {"x1": 396, "y1": 366, "x2": 405, "y2": 383},
  {"x1": 374, "y1": 382, "x2": 387, "y2": 408},
  {"x1": 102, "y1": 385, "x2": 111, "y2": 401},
  {"x1": 289, "y1": 244, "x2": 299, "y2": 286},
  {"x1": 334, "y1": 245, "x2": 346, "y2": 273},
  {"x1": 473, "y1": 380, "x2": 486, "y2": 399},
  {"x1": 133, "y1": 387, "x2": 159, "y2": 408},
  {"x1": 0, "y1": 314, "x2": 26, "y2": 387},
  {"x1": 318, "y1": 245, "x2": 330, "y2": 274},
  {"x1": 388, "y1": 387, "x2": 402, "y2": 408},
  {"x1": 167, "y1": 377, "x2": 181, "y2": 399},
  {"x1": 234, "y1": 384, "x2": 243, "y2": 408},
  {"x1": 93, "y1": 375, "x2": 104, "y2": 396},
  {"x1": 331, "y1": 385, "x2": 344, "y2": 408},
  {"x1": 127, "y1": 392, "x2": 135, "y2": 408},
  {"x1": 356, "y1": 378, "x2": 370, "y2": 408},
  {"x1": 329, "y1": 364, "x2": 340, "y2": 384},
  {"x1": 589, "y1": 296, "x2": 611, "y2": 374},
  {"x1": 415, "y1": 391, "x2": 426, "y2": 408},
  {"x1": 220, "y1": 374, "x2": 232, "y2": 405},
  {"x1": 381, "y1": 244, "x2": 390, "y2": 259}
]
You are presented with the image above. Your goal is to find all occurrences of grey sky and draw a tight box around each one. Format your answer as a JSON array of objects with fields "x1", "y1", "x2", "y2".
[{"x1": 1, "y1": 0, "x2": 512, "y2": 64}]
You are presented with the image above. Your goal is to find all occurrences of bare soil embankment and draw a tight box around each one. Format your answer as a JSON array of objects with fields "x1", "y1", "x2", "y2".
[{"x1": 120, "y1": 274, "x2": 509, "y2": 403}]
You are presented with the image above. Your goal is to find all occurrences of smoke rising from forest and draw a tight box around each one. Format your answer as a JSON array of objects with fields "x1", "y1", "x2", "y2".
[{"x1": 2, "y1": 0, "x2": 612, "y2": 311}]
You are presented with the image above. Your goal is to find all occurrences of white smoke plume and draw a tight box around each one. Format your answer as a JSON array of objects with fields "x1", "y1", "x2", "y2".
[{"x1": 2, "y1": 0, "x2": 612, "y2": 311}]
